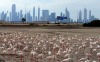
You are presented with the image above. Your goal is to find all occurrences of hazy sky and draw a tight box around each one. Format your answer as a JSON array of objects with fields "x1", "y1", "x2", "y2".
[{"x1": 0, "y1": 0, "x2": 99, "y2": 20}]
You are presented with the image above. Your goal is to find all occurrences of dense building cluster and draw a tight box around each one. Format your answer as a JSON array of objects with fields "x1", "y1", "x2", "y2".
[
  {"x1": 0, "y1": 4, "x2": 99, "y2": 23},
  {"x1": 0, "y1": 32, "x2": 100, "y2": 62},
  {"x1": 77, "y1": 8, "x2": 99, "y2": 23}
]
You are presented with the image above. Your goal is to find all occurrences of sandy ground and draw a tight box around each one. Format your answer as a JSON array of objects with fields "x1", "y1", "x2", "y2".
[{"x1": 0, "y1": 27, "x2": 100, "y2": 62}]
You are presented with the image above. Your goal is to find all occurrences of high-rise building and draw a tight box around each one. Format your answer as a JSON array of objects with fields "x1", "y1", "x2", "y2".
[
  {"x1": 19, "y1": 10, "x2": 23, "y2": 21},
  {"x1": 65, "y1": 7, "x2": 70, "y2": 19},
  {"x1": 35, "y1": 16, "x2": 37, "y2": 21},
  {"x1": 50, "y1": 12, "x2": 56, "y2": 22},
  {"x1": 17, "y1": 12, "x2": 20, "y2": 21},
  {"x1": 12, "y1": 4, "x2": 16, "y2": 21},
  {"x1": 26, "y1": 11, "x2": 32, "y2": 22},
  {"x1": 91, "y1": 15, "x2": 99, "y2": 21},
  {"x1": 78, "y1": 10, "x2": 82, "y2": 23},
  {"x1": 6, "y1": 17, "x2": 9, "y2": 21},
  {"x1": 38, "y1": 7, "x2": 40, "y2": 21},
  {"x1": 30, "y1": 16, "x2": 32, "y2": 22},
  {"x1": 89, "y1": 10, "x2": 91, "y2": 22},
  {"x1": 15, "y1": 12, "x2": 18, "y2": 21},
  {"x1": 1, "y1": 11, "x2": 5, "y2": 20},
  {"x1": 42, "y1": 10, "x2": 49, "y2": 21},
  {"x1": 60, "y1": 12, "x2": 63, "y2": 17},
  {"x1": 65, "y1": 7, "x2": 70, "y2": 23},
  {"x1": 0, "y1": 5, "x2": 99, "y2": 23},
  {"x1": 84, "y1": 8, "x2": 87, "y2": 23},
  {"x1": 33, "y1": 7, "x2": 35, "y2": 21},
  {"x1": 10, "y1": 12, "x2": 12, "y2": 21}
]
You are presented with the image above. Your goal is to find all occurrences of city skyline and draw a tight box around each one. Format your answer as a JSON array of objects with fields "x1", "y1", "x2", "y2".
[
  {"x1": 0, "y1": 0, "x2": 100, "y2": 20},
  {"x1": 0, "y1": 4, "x2": 99, "y2": 23}
]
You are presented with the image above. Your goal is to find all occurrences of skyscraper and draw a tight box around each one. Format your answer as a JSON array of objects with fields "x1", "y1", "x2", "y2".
[
  {"x1": 12, "y1": 4, "x2": 16, "y2": 21},
  {"x1": 50, "y1": 12, "x2": 56, "y2": 22},
  {"x1": 60, "y1": 12, "x2": 63, "y2": 17},
  {"x1": 10, "y1": 12, "x2": 12, "y2": 21},
  {"x1": 17, "y1": 12, "x2": 20, "y2": 21},
  {"x1": 19, "y1": 10, "x2": 23, "y2": 21},
  {"x1": 65, "y1": 7, "x2": 70, "y2": 18},
  {"x1": 84, "y1": 8, "x2": 87, "y2": 23},
  {"x1": 65, "y1": 7, "x2": 70, "y2": 23},
  {"x1": 78, "y1": 10, "x2": 82, "y2": 23},
  {"x1": 26, "y1": 11, "x2": 32, "y2": 22},
  {"x1": 6, "y1": 17, "x2": 9, "y2": 21},
  {"x1": 1, "y1": 11, "x2": 5, "y2": 20},
  {"x1": 38, "y1": 7, "x2": 40, "y2": 21},
  {"x1": 89, "y1": 10, "x2": 91, "y2": 22},
  {"x1": 33, "y1": 7, "x2": 35, "y2": 21},
  {"x1": 42, "y1": 10, "x2": 49, "y2": 21}
]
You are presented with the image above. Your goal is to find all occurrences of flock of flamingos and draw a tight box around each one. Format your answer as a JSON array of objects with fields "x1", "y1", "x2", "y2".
[{"x1": 0, "y1": 31, "x2": 100, "y2": 62}]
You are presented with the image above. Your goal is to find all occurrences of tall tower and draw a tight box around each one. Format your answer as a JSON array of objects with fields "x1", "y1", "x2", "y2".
[
  {"x1": 10, "y1": 12, "x2": 12, "y2": 21},
  {"x1": 60, "y1": 12, "x2": 63, "y2": 17},
  {"x1": 89, "y1": 10, "x2": 91, "y2": 22},
  {"x1": 1, "y1": 11, "x2": 5, "y2": 20},
  {"x1": 65, "y1": 7, "x2": 70, "y2": 18},
  {"x1": 65, "y1": 7, "x2": 70, "y2": 23},
  {"x1": 26, "y1": 11, "x2": 31, "y2": 22},
  {"x1": 33, "y1": 7, "x2": 35, "y2": 21},
  {"x1": 84, "y1": 8, "x2": 87, "y2": 23},
  {"x1": 78, "y1": 10, "x2": 82, "y2": 23},
  {"x1": 38, "y1": 7, "x2": 40, "y2": 21},
  {"x1": 12, "y1": 4, "x2": 16, "y2": 21},
  {"x1": 19, "y1": 10, "x2": 23, "y2": 21}
]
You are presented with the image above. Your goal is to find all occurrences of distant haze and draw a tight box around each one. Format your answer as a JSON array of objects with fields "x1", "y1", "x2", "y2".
[{"x1": 0, "y1": 0, "x2": 99, "y2": 20}]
